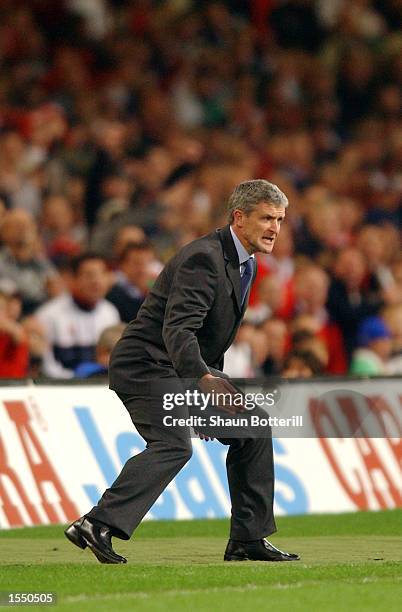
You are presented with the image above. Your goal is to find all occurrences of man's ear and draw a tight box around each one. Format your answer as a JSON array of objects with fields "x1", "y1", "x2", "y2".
[{"x1": 233, "y1": 209, "x2": 244, "y2": 227}]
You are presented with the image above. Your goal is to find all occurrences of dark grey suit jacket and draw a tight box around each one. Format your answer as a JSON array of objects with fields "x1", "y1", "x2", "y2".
[{"x1": 109, "y1": 224, "x2": 256, "y2": 392}]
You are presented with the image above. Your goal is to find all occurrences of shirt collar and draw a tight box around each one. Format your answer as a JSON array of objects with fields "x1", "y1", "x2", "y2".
[{"x1": 229, "y1": 226, "x2": 254, "y2": 266}]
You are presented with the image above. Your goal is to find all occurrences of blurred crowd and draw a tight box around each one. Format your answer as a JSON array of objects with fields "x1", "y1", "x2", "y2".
[{"x1": 0, "y1": 0, "x2": 400, "y2": 380}]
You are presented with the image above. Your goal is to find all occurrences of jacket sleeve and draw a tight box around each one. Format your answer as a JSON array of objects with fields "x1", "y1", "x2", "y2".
[{"x1": 162, "y1": 252, "x2": 218, "y2": 379}]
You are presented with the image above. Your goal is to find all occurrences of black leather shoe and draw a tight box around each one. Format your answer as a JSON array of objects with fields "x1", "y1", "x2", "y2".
[
  {"x1": 224, "y1": 538, "x2": 300, "y2": 562},
  {"x1": 64, "y1": 519, "x2": 87, "y2": 550},
  {"x1": 64, "y1": 517, "x2": 127, "y2": 564}
]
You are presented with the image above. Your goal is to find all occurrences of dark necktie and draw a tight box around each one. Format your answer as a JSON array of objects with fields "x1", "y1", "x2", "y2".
[{"x1": 241, "y1": 257, "x2": 254, "y2": 304}]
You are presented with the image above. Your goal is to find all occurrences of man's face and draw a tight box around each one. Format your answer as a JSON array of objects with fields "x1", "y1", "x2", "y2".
[
  {"x1": 5, "y1": 223, "x2": 37, "y2": 262},
  {"x1": 335, "y1": 250, "x2": 366, "y2": 287},
  {"x1": 232, "y1": 201, "x2": 286, "y2": 255},
  {"x1": 73, "y1": 259, "x2": 109, "y2": 305}
]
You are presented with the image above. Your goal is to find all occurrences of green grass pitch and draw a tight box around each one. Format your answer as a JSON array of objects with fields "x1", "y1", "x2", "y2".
[{"x1": 1, "y1": 510, "x2": 401, "y2": 611}]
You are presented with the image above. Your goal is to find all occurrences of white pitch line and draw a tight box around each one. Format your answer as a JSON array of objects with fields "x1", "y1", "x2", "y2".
[{"x1": 62, "y1": 576, "x2": 402, "y2": 605}]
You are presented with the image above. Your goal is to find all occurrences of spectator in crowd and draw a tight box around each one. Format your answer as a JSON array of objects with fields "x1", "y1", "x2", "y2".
[
  {"x1": 327, "y1": 247, "x2": 386, "y2": 359},
  {"x1": 259, "y1": 318, "x2": 288, "y2": 376},
  {"x1": 224, "y1": 322, "x2": 256, "y2": 378},
  {"x1": 90, "y1": 175, "x2": 142, "y2": 254},
  {"x1": 111, "y1": 225, "x2": 147, "y2": 262},
  {"x1": 0, "y1": 0, "x2": 400, "y2": 378},
  {"x1": 106, "y1": 241, "x2": 156, "y2": 323},
  {"x1": 246, "y1": 275, "x2": 285, "y2": 325},
  {"x1": 292, "y1": 264, "x2": 347, "y2": 373},
  {"x1": 289, "y1": 324, "x2": 329, "y2": 373},
  {"x1": 21, "y1": 315, "x2": 48, "y2": 379},
  {"x1": 295, "y1": 200, "x2": 346, "y2": 260},
  {"x1": 0, "y1": 130, "x2": 44, "y2": 217},
  {"x1": 0, "y1": 210, "x2": 60, "y2": 315},
  {"x1": 75, "y1": 322, "x2": 126, "y2": 379},
  {"x1": 282, "y1": 348, "x2": 324, "y2": 378},
  {"x1": 85, "y1": 121, "x2": 131, "y2": 228},
  {"x1": 382, "y1": 304, "x2": 402, "y2": 374},
  {"x1": 0, "y1": 280, "x2": 29, "y2": 378},
  {"x1": 35, "y1": 253, "x2": 120, "y2": 378},
  {"x1": 40, "y1": 194, "x2": 87, "y2": 262},
  {"x1": 390, "y1": 258, "x2": 402, "y2": 304},
  {"x1": 357, "y1": 225, "x2": 395, "y2": 296},
  {"x1": 350, "y1": 316, "x2": 393, "y2": 376}
]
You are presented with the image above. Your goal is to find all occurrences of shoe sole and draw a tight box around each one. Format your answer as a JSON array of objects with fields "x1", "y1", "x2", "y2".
[
  {"x1": 224, "y1": 555, "x2": 300, "y2": 562},
  {"x1": 85, "y1": 540, "x2": 127, "y2": 564},
  {"x1": 224, "y1": 554, "x2": 248, "y2": 561}
]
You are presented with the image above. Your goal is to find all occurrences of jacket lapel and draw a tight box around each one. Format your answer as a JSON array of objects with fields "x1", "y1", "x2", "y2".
[{"x1": 217, "y1": 225, "x2": 242, "y2": 313}]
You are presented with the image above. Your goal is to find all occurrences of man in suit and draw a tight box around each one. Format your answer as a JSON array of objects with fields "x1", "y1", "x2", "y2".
[{"x1": 65, "y1": 179, "x2": 300, "y2": 564}]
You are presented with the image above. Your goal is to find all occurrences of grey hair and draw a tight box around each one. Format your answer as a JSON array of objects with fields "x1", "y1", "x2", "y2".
[{"x1": 228, "y1": 179, "x2": 288, "y2": 223}]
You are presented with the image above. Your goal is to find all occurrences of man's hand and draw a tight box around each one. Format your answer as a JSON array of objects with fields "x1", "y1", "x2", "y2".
[{"x1": 198, "y1": 373, "x2": 245, "y2": 415}]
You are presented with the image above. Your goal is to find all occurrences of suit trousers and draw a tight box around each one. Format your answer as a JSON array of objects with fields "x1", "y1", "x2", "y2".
[{"x1": 86, "y1": 379, "x2": 277, "y2": 541}]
